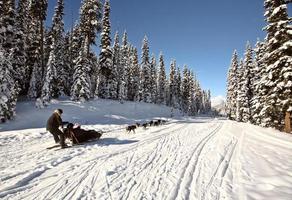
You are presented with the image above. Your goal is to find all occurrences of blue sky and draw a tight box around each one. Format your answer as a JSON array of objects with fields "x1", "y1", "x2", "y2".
[{"x1": 46, "y1": 0, "x2": 291, "y2": 97}]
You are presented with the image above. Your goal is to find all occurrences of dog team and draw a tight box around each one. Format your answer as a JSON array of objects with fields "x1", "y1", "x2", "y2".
[{"x1": 126, "y1": 119, "x2": 167, "y2": 134}]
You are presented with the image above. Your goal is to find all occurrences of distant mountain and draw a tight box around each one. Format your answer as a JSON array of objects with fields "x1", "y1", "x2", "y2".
[{"x1": 211, "y1": 96, "x2": 226, "y2": 115}]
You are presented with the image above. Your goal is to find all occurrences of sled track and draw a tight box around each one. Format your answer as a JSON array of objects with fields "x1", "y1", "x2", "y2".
[
  {"x1": 169, "y1": 121, "x2": 223, "y2": 200},
  {"x1": 0, "y1": 122, "x2": 192, "y2": 199}
]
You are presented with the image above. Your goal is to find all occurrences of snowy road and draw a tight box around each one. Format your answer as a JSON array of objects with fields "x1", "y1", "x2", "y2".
[{"x1": 1, "y1": 118, "x2": 292, "y2": 200}]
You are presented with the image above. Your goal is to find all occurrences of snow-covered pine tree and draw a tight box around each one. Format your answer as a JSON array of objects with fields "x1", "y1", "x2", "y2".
[
  {"x1": 71, "y1": 37, "x2": 92, "y2": 102},
  {"x1": 226, "y1": 50, "x2": 239, "y2": 120},
  {"x1": 238, "y1": 42, "x2": 254, "y2": 123},
  {"x1": 251, "y1": 40, "x2": 267, "y2": 125},
  {"x1": 51, "y1": 0, "x2": 65, "y2": 97},
  {"x1": 194, "y1": 79, "x2": 203, "y2": 114},
  {"x1": 111, "y1": 31, "x2": 120, "y2": 99},
  {"x1": 187, "y1": 71, "x2": 196, "y2": 115},
  {"x1": 157, "y1": 52, "x2": 167, "y2": 104},
  {"x1": 0, "y1": 0, "x2": 23, "y2": 97},
  {"x1": 116, "y1": 31, "x2": 128, "y2": 103},
  {"x1": 41, "y1": 0, "x2": 65, "y2": 103},
  {"x1": 168, "y1": 59, "x2": 177, "y2": 107},
  {"x1": 98, "y1": 0, "x2": 113, "y2": 99},
  {"x1": 80, "y1": 0, "x2": 102, "y2": 56},
  {"x1": 41, "y1": 43, "x2": 57, "y2": 105},
  {"x1": 176, "y1": 66, "x2": 182, "y2": 109},
  {"x1": 181, "y1": 66, "x2": 190, "y2": 113},
  {"x1": 236, "y1": 59, "x2": 244, "y2": 122},
  {"x1": 259, "y1": 0, "x2": 292, "y2": 129},
  {"x1": 126, "y1": 45, "x2": 134, "y2": 100},
  {"x1": 0, "y1": 46, "x2": 19, "y2": 122},
  {"x1": 10, "y1": 0, "x2": 28, "y2": 92},
  {"x1": 128, "y1": 47, "x2": 140, "y2": 101},
  {"x1": 62, "y1": 31, "x2": 74, "y2": 96},
  {"x1": 30, "y1": 0, "x2": 48, "y2": 81},
  {"x1": 150, "y1": 54, "x2": 158, "y2": 103},
  {"x1": 140, "y1": 36, "x2": 152, "y2": 103},
  {"x1": 205, "y1": 90, "x2": 211, "y2": 113}
]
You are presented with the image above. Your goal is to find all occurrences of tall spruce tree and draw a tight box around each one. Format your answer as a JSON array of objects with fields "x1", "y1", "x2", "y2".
[
  {"x1": 150, "y1": 54, "x2": 158, "y2": 103},
  {"x1": 168, "y1": 60, "x2": 177, "y2": 107},
  {"x1": 251, "y1": 40, "x2": 267, "y2": 125},
  {"x1": 41, "y1": 0, "x2": 65, "y2": 103},
  {"x1": 128, "y1": 48, "x2": 140, "y2": 101},
  {"x1": 176, "y1": 66, "x2": 182, "y2": 109},
  {"x1": 117, "y1": 31, "x2": 128, "y2": 103},
  {"x1": 181, "y1": 66, "x2": 190, "y2": 113},
  {"x1": 30, "y1": 0, "x2": 48, "y2": 81},
  {"x1": 260, "y1": 0, "x2": 292, "y2": 129},
  {"x1": 236, "y1": 59, "x2": 244, "y2": 122},
  {"x1": 140, "y1": 36, "x2": 152, "y2": 103},
  {"x1": 0, "y1": 46, "x2": 19, "y2": 122},
  {"x1": 240, "y1": 42, "x2": 254, "y2": 122},
  {"x1": 157, "y1": 52, "x2": 167, "y2": 104},
  {"x1": 98, "y1": 0, "x2": 113, "y2": 99},
  {"x1": 226, "y1": 50, "x2": 239, "y2": 120},
  {"x1": 80, "y1": 0, "x2": 102, "y2": 56},
  {"x1": 111, "y1": 31, "x2": 120, "y2": 99},
  {"x1": 71, "y1": 37, "x2": 92, "y2": 101}
]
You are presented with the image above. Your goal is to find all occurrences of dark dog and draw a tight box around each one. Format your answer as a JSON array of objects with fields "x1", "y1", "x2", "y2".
[
  {"x1": 161, "y1": 120, "x2": 167, "y2": 124},
  {"x1": 154, "y1": 121, "x2": 159, "y2": 126},
  {"x1": 136, "y1": 123, "x2": 141, "y2": 127},
  {"x1": 149, "y1": 120, "x2": 154, "y2": 126},
  {"x1": 142, "y1": 123, "x2": 148, "y2": 129},
  {"x1": 126, "y1": 125, "x2": 137, "y2": 133},
  {"x1": 64, "y1": 123, "x2": 102, "y2": 144}
]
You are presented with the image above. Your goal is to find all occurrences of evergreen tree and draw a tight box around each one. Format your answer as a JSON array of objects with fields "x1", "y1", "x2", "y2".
[
  {"x1": 251, "y1": 40, "x2": 267, "y2": 125},
  {"x1": 71, "y1": 38, "x2": 92, "y2": 101},
  {"x1": 128, "y1": 48, "x2": 140, "y2": 101},
  {"x1": 150, "y1": 54, "x2": 157, "y2": 103},
  {"x1": 176, "y1": 67, "x2": 182, "y2": 109},
  {"x1": 111, "y1": 31, "x2": 120, "y2": 99},
  {"x1": 260, "y1": 0, "x2": 292, "y2": 129},
  {"x1": 30, "y1": 0, "x2": 48, "y2": 81},
  {"x1": 187, "y1": 71, "x2": 196, "y2": 115},
  {"x1": 51, "y1": 0, "x2": 65, "y2": 97},
  {"x1": 236, "y1": 59, "x2": 244, "y2": 122},
  {"x1": 226, "y1": 50, "x2": 239, "y2": 120},
  {"x1": 157, "y1": 52, "x2": 167, "y2": 104},
  {"x1": 194, "y1": 79, "x2": 203, "y2": 114},
  {"x1": 140, "y1": 36, "x2": 152, "y2": 103},
  {"x1": 116, "y1": 31, "x2": 128, "y2": 103},
  {"x1": 63, "y1": 31, "x2": 74, "y2": 96},
  {"x1": 168, "y1": 59, "x2": 177, "y2": 107},
  {"x1": 80, "y1": 0, "x2": 102, "y2": 56},
  {"x1": 41, "y1": 44, "x2": 57, "y2": 104},
  {"x1": 98, "y1": 0, "x2": 113, "y2": 99},
  {"x1": 239, "y1": 42, "x2": 254, "y2": 123},
  {"x1": 181, "y1": 66, "x2": 190, "y2": 113},
  {"x1": 0, "y1": 47, "x2": 19, "y2": 122}
]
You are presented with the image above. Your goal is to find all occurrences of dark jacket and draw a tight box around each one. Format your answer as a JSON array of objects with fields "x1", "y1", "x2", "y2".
[{"x1": 46, "y1": 112, "x2": 63, "y2": 131}]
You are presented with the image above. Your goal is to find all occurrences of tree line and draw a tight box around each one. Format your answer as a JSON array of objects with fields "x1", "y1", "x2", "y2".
[
  {"x1": 226, "y1": 0, "x2": 291, "y2": 130},
  {"x1": 0, "y1": 0, "x2": 211, "y2": 122}
]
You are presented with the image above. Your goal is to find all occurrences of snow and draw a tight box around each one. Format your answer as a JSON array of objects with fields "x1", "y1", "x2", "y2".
[{"x1": 1, "y1": 99, "x2": 292, "y2": 199}]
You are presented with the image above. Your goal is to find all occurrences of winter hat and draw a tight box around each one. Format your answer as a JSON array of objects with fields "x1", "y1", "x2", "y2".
[{"x1": 54, "y1": 109, "x2": 63, "y2": 115}]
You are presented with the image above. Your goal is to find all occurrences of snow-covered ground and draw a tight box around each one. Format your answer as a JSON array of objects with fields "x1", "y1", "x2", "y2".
[{"x1": 1, "y1": 99, "x2": 292, "y2": 200}]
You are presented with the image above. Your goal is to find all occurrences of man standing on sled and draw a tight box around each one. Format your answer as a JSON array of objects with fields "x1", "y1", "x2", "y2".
[{"x1": 46, "y1": 109, "x2": 67, "y2": 148}]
